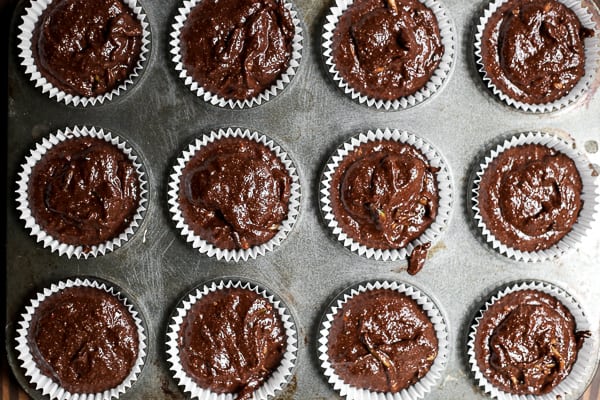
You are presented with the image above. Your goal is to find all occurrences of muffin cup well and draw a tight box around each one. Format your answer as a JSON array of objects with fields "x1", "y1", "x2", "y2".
[
  {"x1": 474, "y1": 0, "x2": 600, "y2": 113},
  {"x1": 467, "y1": 280, "x2": 595, "y2": 400},
  {"x1": 15, "y1": 126, "x2": 148, "y2": 259},
  {"x1": 15, "y1": 278, "x2": 147, "y2": 400},
  {"x1": 318, "y1": 280, "x2": 449, "y2": 400},
  {"x1": 322, "y1": 0, "x2": 456, "y2": 111},
  {"x1": 168, "y1": 127, "x2": 301, "y2": 262},
  {"x1": 320, "y1": 128, "x2": 453, "y2": 262},
  {"x1": 17, "y1": 0, "x2": 151, "y2": 107},
  {"x1": 170, "y1": 0, "x2": 303, "y2": 109},
  {"x1": 471, "y1": 131, "x2": 599, "y2": 262},
  {"x1": 165, "y1": 278, "x2": 298, "y2": 400}
]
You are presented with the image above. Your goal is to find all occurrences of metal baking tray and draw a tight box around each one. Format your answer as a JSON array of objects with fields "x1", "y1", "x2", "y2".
[{"x1": 5, "y1": 0, "x2": 600, "y2": 398}]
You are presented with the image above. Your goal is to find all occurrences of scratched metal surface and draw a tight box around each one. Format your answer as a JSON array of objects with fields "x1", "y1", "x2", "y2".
[{"x1": 5, "y1": 0, "x2": 600, "y2": 398}]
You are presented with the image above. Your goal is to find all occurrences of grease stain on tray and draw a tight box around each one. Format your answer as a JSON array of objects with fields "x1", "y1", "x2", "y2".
[
  {"x1": 160, "y1": 376, "x2": 178, "y2": 399},
  {"x1": 277, "y1": 374, "x2": 297, "y2": 399}
]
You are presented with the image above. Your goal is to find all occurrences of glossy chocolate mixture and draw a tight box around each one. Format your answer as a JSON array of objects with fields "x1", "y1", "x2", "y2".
[
  {"x1": 32, "y1": 0, "x2": 143, "y2": 97},
  {"x1": 181, "y1": 0, "x2": 294, "y2": 100},
  {"x1": 331, "y1": 140, "x2": 438, "y2": 250},
  {"x1": 475, "y1": 290, "x2": 587, "y2": 395},
  {"x1": 29, "y1": 286, "x2": 139, "y2": 393},
  {"x1": 28, "y1": 137, "x2": 140, "y2": 248},
  {"x1": 478, "y1": 144, "x2": 582, "y2": 252},
  {"x1": 178, "y1": 288, "x2": 286, "y2": 399},
  {"x1": 328, "y1": 289, "x2": 438, "y2": 392},
  {"x1": 179, "y1": 137, "x2": 291, "y2": 250},
  {"x1": 332, "y1": 0, "x2": 443, "y2": 100},
  {"x1": 481, "y1": 0, "x2": 594, "y2": 104},
  {"x1": 407, "y1": 242, "x2": 431, "y2": 275}
]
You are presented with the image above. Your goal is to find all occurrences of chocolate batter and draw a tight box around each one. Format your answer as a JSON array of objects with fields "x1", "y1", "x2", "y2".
[
  {"x1": 331, "y1": 140, "x2": 438, "y2": 250},
  {"x1": 332, "y1": 0, "x2": 443, "y2": 100},
  {"x1": 29, "y1": 286, "x2": 139, "y2": 393},
  {"x1": 474, "y1": 289, "x2": 587, "y2": 395},
  {"x1": 328, "y1": 289, "x2": 438, "y2": 392},
  {"x1": 478, "y1": 144, "x2": 582, "y2": 252},
  {"x1": 480, "y1": 0, "x2": 594, "y2": 104},
  {"x1": 32, "y1": 0, "x2": 143, "y2": 97},
  {"x1": 181, "y1": 0, "x2": 294, "y2": 101},
  {"x1": 178, "y1": 288, "x2": 286, "y2": 399},
  {"x1": 179, "y1": 137, "x2": 291, "y2": 250},
  {"x1": 28, "y1": 137, "x2": 140, "y2": 248},
  {"x1": 407, "y1": 242, "x2": 430, "y2": 275}
]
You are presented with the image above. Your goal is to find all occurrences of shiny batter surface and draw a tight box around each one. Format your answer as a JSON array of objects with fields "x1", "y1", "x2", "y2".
[
  {"x1": 407, "y1": 242, "x2": 430, "y2": 275},
  {"x1": 481, "y1": 0, "x2": 593, "y2": 104},
  {"x1": 181, "y1": 0, "x2": 294, "y2": 100},
  {"x1": 28, "y1": 137, "x2": 140, "y2": 248},
  {"x1": 179, "y1": 137, "x2": 291, "y2": 250},
  {"x1": 32, "y1": 0, "x2": 143, "y2": 97},
  {"x1": 328, "y1": 289, "x2": 438, "y2": 392},
  {"x1": 29, "y1": 287, "x2": 139, "y2": 393},
  {"x1": 475, "y1": 290, "x2": 587, "y2": 395},
  {"x1": 332, "y1": 0, "x2": 443, "y2": 100},
  {"x1": 478, "y1": 144, "x2": 582, "y2": 252},
  {"x1": 178, "y1": 288, "x2": 286, "y2": 399},
  {"x1": 331, "y1": 140, "x2": 438, "y2": 250}
]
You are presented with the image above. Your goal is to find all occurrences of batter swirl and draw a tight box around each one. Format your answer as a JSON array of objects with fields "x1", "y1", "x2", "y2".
[
  {"x1": 181, "y1": 0, "x2": 294, "y2": 100},
  {"x1": 30, "y1": 287, "x2": 139, "y2": 393},
  {"x1": 178, "y1": 288, "x2": 285, "y2": 399},
  {"x1": 33, "y1": 0, "x2": 143, "y2": 97},
  {"x1": 328, "y1": 289, "x2": 438, "y2": 392},
  {"x1": 331, "y1": 140, "x2": 438, "y2": 250},
  {"x1": 179, "y1": 137, "x2": 291, "y2": 250},
  {"x1": 480, "y1": 0, "x2": 593, "y2": 104},
  {"x1": 29, "y1": 137, "x2": 140, "y2": 248},
  {"x1": 475, "y1": 290, "x2": 587, "y2": 395},
  {"x1": 478, "y1": 144, "x2": 582, "y2": 252},
  {"x1": 332, "y1": 0, "x2": 443, "y2": 100}
]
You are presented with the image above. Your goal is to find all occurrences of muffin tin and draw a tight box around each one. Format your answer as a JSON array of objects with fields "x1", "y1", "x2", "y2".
[{"x1": 5, "y1": 0, "x2": 600, "y2": 399}]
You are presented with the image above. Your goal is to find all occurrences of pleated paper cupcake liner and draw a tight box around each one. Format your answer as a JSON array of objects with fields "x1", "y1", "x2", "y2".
[
  {"x1": 15, "y1": 126, "x2": 148, "y2": 259},
  {"x1": 168, "y1": 127, "x2": 301, "y2": 262},
  {"x1": 165, "y1": 278, "x2": 298, "y2": 400},
  {"x1": 472, "y1": 131, "x2": 600, "y2": 262},
  {"x1": 15, "y1": 278, "x2": 147, "y2": 400},
  {"x1": 322, "y1": 0, "x2": 456, "y2": 110},
  {"x1": 17, "y1": 0, "x2": 151, "y2": 107},
  {"x1": 318, "y1": 280, "x2": 449, "y2": 400},
  {"x1": 170, "y1": 0, "x2": 303, "y2": 109},
  {"x1": 320, "y1": 128, "x2": 454, "y2": 261},
  {"x1": 474, "y1": 0, "x2": 600, "y2": 113},
  {"x1": 467, "y1": 280, "x2": 595, "y2": 400}
]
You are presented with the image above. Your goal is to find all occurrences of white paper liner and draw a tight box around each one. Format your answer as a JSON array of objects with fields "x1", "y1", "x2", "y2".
[
  {"x1": 467, "y1": 280, "x2": 595, "y2": 400},
  {"x1": 170, "y1": 0, "x2": 303, "y2": 109},
  {"x1": 168, "y1": 127, "x2": 301, "y2": 262},
  {"x1": 165, "y1": 278, "x2": 298, "y2": 400},
  {"x1": 317, "y1": 280, "x2": 449, "y2": 400},
  {"x1": 474, "y1": 0, "x2": 600, "y2": 113},
  {"x1": 322, "y1": 0, "x2": 456, "y2": 110},
  {"x1": 17, "y1": 0, "x2": 151, "y2": 107},
  {"x1": 15, "y1": 278, "x2": 148, "y2": 400},
  {"x1": 320, "y1": 128, "x2": 454, "y2": 262},
  {"x1": 472, "y1": 131, "x2": 600, "y2": 262},
  {"x1": 15, "y1": 126, "x2": 149, "y2": 259}
]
